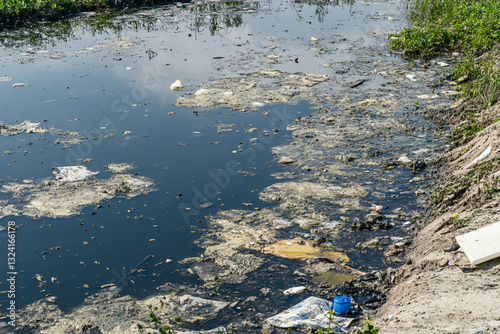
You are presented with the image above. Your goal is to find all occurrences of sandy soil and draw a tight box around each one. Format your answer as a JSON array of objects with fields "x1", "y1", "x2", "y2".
[{"x1": 375, "y1": 99, "x2": 500, "y2": 333}]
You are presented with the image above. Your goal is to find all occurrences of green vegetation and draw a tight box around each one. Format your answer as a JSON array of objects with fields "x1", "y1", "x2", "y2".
[
  {"x1": 452, "y1": 212, "x2": 470, "y2": 229},
  {"x1": 451, "y1": 111, "x2": 483, "y2": 144},
  {"x1": 431, "y1": 160, "x2": 500, "y2": 212},
  {"x1": 389, "y1": 0, "x2": 500, "y2": 59},
  {"x1": 137, "y1": 305, "x2": 182, "y2": 334},
  {"x1": 317, "y1": 309, "x2": 341, "y2": 334},
  {"x1": 356, "y1": 318, "x2": 379, "y2": 334}
]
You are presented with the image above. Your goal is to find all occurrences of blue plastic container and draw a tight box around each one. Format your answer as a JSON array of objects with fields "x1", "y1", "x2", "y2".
[{"x1": 333, "y1": 296, "x2": 351, "y2": 316}]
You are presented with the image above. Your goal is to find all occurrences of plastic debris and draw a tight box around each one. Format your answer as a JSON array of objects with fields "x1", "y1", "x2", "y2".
[
  {"x1": 398, "y1": 156, "x2": 412, "y2": 164},
  {"x1": 456, "y1": 221, "x2": 500, "y2": 266},
  {"x1": 265, "y1": 296, "x2": 354, "y2": 330},
  {"x1": 12, "y1": 83, "x2": 25, "y2": 88},
  {"x1": 170, "y1": 80, "x2": 183, "y2": 91},
  {"x1": 465, "y1": 145, "x2": 492, "y2": 169},
  {"x1": 262, "y1": 237, "x2": 349, "y2": 262},
  {"x1": 333, "y1": 296, "x2": 351, "y2": 316},
  {"x1": 283, "y1": 286, "x2": 306, "y2": 296},
  {"x1": 311, "y1": 37, "x2": 318, "y2": 42}
]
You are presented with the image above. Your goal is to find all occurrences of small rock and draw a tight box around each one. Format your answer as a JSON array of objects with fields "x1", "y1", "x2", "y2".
[
  {"x1": 415, "y1": 189, "x2": 426, "y2": 196},
  {"x1": 443, "y1": 242, "x2": 459, "y2": 252},
  {"x1": 438, "y1": 258, "x2": 449, "y2": 267}
]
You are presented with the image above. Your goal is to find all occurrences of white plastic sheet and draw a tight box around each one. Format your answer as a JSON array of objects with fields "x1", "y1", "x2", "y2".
[
  {"x1": 265, "y1": 296, "x2": 353, "y2": 330},
  {"x1": 456, "y1": 221, "x2": 500, "y2": 266}
]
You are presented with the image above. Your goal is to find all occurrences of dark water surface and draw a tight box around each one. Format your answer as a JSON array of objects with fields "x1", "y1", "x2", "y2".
[{"x1": 0, "y1": 0, "x2": 450, "y2": 327}]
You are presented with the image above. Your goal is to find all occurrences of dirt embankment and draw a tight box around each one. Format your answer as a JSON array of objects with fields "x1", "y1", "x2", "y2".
[{"x1": 375, "y1": 56, "x2": 500, "y2": 333}]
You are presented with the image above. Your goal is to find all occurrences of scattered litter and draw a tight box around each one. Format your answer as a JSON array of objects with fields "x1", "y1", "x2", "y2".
[
  {"x1": 262, "y1": 238, "x2": 349, "y2": 262},
  {"x1": 265, "y1": 296, "x2": 354, "y2": 330},
  {"x1": 283, "y1": 286, "x2": 306, "y2": 296},
  {"x1": 370, "y1": 204, "x2": 383, "y2": 212},
  {"x1": 53, "y1": 166, "x2": 99, "y2": 182},
  {"x1": 13, "y1": 83, "x2": 25, "y2": 88},
  {"x1": 437, "y1": 62, "x2": 449, "y2": 67},
  {"x1": 1, "y1": 171, "x2": 155, "y2": 218},
  {"x1": 170, "y1": 80, "x2": 183, "y2": 91},
  {"x1": 310, "y1": 37, "x2": 318, "y2": 42},
  {"x1": 0, "y1": 120, "x2": 46, "y2": 135},
  {"x1": 456, "y1": 221, "x2": 500, "y2": 266}
]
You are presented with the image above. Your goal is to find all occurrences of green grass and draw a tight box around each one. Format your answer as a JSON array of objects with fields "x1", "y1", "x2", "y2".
[{"x1": 390, "y1": 0, "x2": 500, "y2": 59}]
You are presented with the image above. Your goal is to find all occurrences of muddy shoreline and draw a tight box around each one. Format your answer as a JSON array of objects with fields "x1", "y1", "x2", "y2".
[{"x1": 374, "y1": 53, "x2": 500, "y2": 332}]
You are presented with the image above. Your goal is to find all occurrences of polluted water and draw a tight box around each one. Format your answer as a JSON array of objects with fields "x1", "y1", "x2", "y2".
[{"x1": 0, "y1": 0, "x2": 458, "y2": 332}]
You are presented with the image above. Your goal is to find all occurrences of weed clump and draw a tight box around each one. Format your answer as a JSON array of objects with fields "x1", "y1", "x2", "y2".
[{"x1": 389, "y1": 0, "x2": 500, "y2": 59}]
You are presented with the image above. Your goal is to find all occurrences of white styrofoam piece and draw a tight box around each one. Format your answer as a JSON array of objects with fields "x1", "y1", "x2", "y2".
[
  {"x1": 456, "y1": 222, "x2": 500, "y2": 266},
  {"x1": 53, "y1": 166, "x2": 99, "y2": 182}
]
